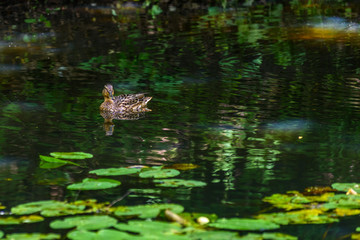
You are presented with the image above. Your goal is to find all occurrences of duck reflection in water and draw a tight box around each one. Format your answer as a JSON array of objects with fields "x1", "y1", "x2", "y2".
[{"x1": 100, "y1": 84, "x2": 152, "y2": 136}]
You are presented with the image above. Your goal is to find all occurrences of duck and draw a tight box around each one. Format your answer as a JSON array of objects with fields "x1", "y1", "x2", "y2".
[{"x1": 100, "y1": 84, "x2": 152, "y2": 113}]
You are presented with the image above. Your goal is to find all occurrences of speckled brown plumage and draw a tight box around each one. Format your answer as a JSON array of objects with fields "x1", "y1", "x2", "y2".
[{"x1": 100, "y1": 84, "x2": 152, "y2": 113}]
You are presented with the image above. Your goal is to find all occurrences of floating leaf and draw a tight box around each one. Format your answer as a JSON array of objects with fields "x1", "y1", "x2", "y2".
[
  {"x1": 39, "y1": 155, "x2": 80, "y2": 167},
  {"x1": 256, "y1": 209, "x2": 338, "y2": 225},
  {"x1": 0, "y1": 216, "x2": 21, "y2": 225},
  {"x1": 12, "y1": 200, "x2": 68, "y2": 215},
  {"x1": 334, "y1": 208, "x2": 360, "y2": 217},
  {"x1": 50, "y1": 215, "x2": 117, "y2": 230},
  {"x1": 332, "y1": 183, "x2": 360, "y2": 192},
  {"x1": 67, "y1": 178, "x2": 121, "y2": 190},
  {"x1": 114, "y1": 203, "x2": 184, "y2": 219},
  {"x1": 190, "y1": 230, "x2": 242, "y2": 240},
  {"x1": 89, "y1": 167, "x2": 140, "y2": 176},
  {"x1": 209, "y1": 218, "x2": 280, "y2": 231},
  {"x1": 11, "y1": 200, "x2": 86, "y2": 217},
  {"x1": 20, "y1": 215, "x2": 44, "y2": 223},
  {"x1": 262, "y1": 192, "x2": 309, "y2": 211},
  {"x1": 50, "y1": 152, "x2": 93, "y2": 160},
  {"x1": 0, "y1": 231, "x2": 3, "y2": 238},
  {"x1": 239, "y1": 232, "x2": 298, "y2": 240},
  {"x1": 305, "y1": 192, "x2": 335, "y2": 203},
  {"x1": 154, "y1": 179, "x2": 206, "y2": 188},
  {"x1": 322, "y1": 194, "x2": 360, "y2": 210},
  {"x1": 115, "y1": 220, "x2": 183, "y2": 235},
  {"x1": 39, "y1": 161, "x2": 67, "y2": 169},
  {"x1": 139, "y1": 168, "x2": 180, "y2": 178},
  {"x1": 4, "y1": 233, "x2": 60, "y2": 240},
  {"x1": 67, "y1": 229, "x2": 134, "y2": 240}
]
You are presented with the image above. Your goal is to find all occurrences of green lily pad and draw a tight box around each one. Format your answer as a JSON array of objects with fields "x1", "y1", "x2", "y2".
[
  {"x1": 50, "y1": 152, "x2": 93, "y2": 160},
  {"x1": 114, "y1": 220, "x2": 183, "y2": 235},
  {"x1": 0, "y1": 215, "x2": 44, "y2": 225},
  {"x1": 67, "y1": 229, "x2": 136, "y2": 240},
  {"x1": 0, "y1": 216, "x2": 20, "y2": 225},
  {"x1": 189, "y1": 230, "x2": 242, "y2": 240},
  {"x1": 239, "y1": 232, "x2": 298, "y2": 240},
  {"x1": 67, "y1": 178, "x2": 121, "y2": 190},
  {"x1": 114, "y1": 203, "x2": 184, "y2": 219},
  {"x1": 50, "y1": 215, "x2": 117, "y2": 230},
  {"x1": 331, "y1": 183, "x2": 360, "y2": 192},
  {"x1": 262, "y1": 192, "x2": 309, "y2": 211},
  {"x1": 11, "y1": 200, "x2": 86, "y2": 216},
  {"x1": 209, "y1": 218, "x2": 280, "y2": 231},
  {"x1": 0, "y1": 231, "x2": 3, "y2": 238},
  {"x1": 89, "y1": 167, "x2": 140, "y2": 176},
  {"x1": 256, "y1": 209, "x2": 339, "y2": 225},
  {"x1": 139, "y1": 168, "x2": 180, "y2": 178},
  {"x1": 4, "y1": 233, "x2": 60, "y2": 240},
  {"x1": 154, "y1": 179, "x2": 206, "y2": 188},
  {"x1": 39, "y1": 155, "x2": 80, "y2": 167},
  {"x1": 39, "y1": 161, "x2": 67, "y2": 169},
  {"x1": 322, "y1": 194, "x2": 360, "y2": 210}
]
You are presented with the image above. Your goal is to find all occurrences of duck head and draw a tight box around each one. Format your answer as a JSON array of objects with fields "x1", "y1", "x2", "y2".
[{"x1": 102, "y1": 84, "x2": 114, "y2": 99}]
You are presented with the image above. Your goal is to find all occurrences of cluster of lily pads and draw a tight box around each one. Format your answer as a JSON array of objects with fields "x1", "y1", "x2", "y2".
[{"x1": 2, "y1": 152, "x2": 360, "y2": 239}]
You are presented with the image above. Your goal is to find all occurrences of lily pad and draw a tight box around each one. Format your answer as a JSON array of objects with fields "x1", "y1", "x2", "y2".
[
  {"x1": 0, "y1": 216, "x2": 21, "y2": 225},
  {"x1": 114, "y1": 203, "x2": 184, "y2": 219},
  {"x1": 209, "y1": 218, "x2": 280, "y2": 231},
  {"x1": 50, "y1": 215, "x2": 117, "y2": 230},
  {"x1": 256, "y1": 209, "x2": 339, "y2": 225},
  {"x1": 4, "y1": 233, "x2": 60, "y2": 240},
  {"x1": 39, "y1": 161, "x2": 67, "y2": 169},
  {"x1": 189, "y1": 230, "x2": 243, "y2": 240},
  {"x1": 154, "y1": 179, "x2": 206, "y2": 188},
  {"x1": 262, "y1": 192, "x2": 309, "y2": 211},
  {"x1": 39, "y1": 155, "x2": 80, "y2": 167},
  {"x1": 67, "y1": 229, "x2": 135, "y2": 240},
  {"x1": 334, "y1": 208, "x2": 360, "y2": 217},
  {"x1": 50, "y1": 152, "x2": 93, "y2": 160},
  {"x1": 0, "y1": 231, "x2": 3, "y2": 238},
  {"x1": 0, "y1": 215, "x2": 44, "y2": 225},
  {"x1": 114, "y1": 220, "x2": 183, "y2": 235},
  {"x1": 11, "y1": 200, "x2": 86, "y2": 216},
  {"x1": 139, "y1": 168, "x2": 180, "y2": 178},
  {"x1": 89, "y1": 167, "x2": 140, "y2": 176},
  {"x1": 322, "y1": 194, "x2": 360, "y2": 210},
  {"x1": 67, "y1": 178, "x2": 121, "y2": 190},
  {"x1": 331, "y1": 183, "x2": 360, "y2": 192},
  {"x1": 239, "y1": 233, "x2": 298, "y2": 240}
]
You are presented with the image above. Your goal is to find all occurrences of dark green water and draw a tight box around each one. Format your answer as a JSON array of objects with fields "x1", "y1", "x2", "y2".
[{"x1": 2, "y1": 1, "x2": 360, "y2": 238}]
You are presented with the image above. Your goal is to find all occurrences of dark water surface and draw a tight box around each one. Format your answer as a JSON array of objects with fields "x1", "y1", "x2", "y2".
[{"x1": 2, "y1": 1, "x2": 360, "y2": 238}]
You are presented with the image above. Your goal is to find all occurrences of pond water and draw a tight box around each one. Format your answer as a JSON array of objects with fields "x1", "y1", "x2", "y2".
[{"x1": 2, "y1": 1, "x2": 360, "y2": 239}]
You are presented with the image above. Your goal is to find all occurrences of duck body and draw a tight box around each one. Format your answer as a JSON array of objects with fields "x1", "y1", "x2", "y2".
[{"x1": 100, "y1": 84, "x2": 152, "y2": 113}]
